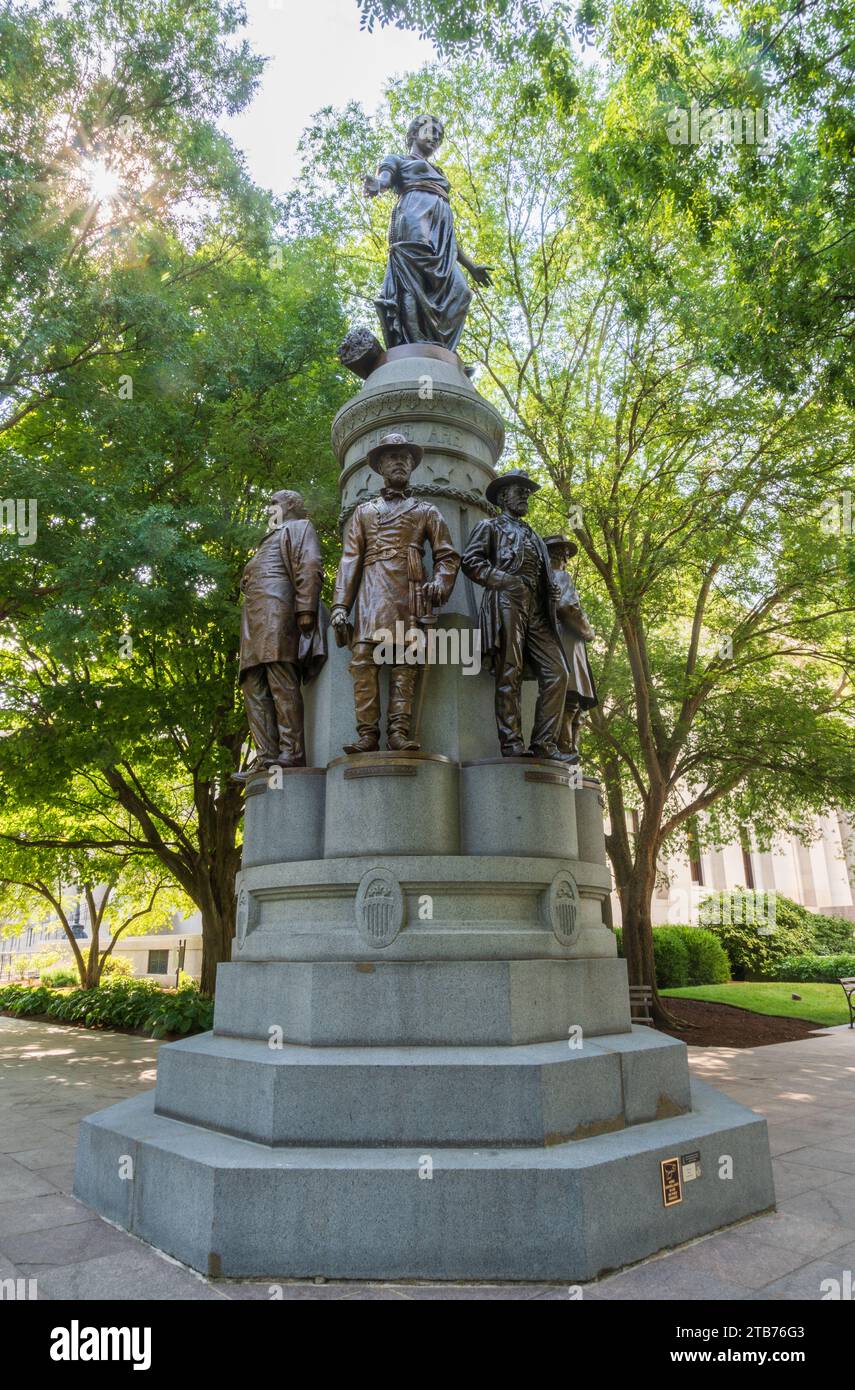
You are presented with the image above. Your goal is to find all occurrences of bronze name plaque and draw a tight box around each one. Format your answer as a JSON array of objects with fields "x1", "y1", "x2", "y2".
[
  {"x1": 524, "y1": 770, "x2": 571, "y2": 787},
  {"x1": 660, "y1": 1156, "x2": 684, "y2": 1207},
  {"x1": 343, "y1": 766, "x2": 418, "y2": 780}
]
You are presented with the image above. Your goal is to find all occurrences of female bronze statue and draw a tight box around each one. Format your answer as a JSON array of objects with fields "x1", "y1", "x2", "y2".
[{"x1": 365, "y1": 114, "x2": 492, "y2": 352}]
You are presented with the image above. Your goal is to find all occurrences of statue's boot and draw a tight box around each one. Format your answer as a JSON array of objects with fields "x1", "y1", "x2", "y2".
[
  {"x1": 343, "y1": 655, "x2": 381, "y2": 754},
  {"x1": 530, "y1": 742, "x2": 579, "y2": 765},
  {"x1": 230, "y1": 756, "x2": 275, "y2": 784},
  {"x1": 386, "y1": 664, "x2": 419, "y2": 751}
]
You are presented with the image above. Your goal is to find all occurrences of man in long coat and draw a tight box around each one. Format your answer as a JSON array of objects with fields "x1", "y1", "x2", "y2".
[
  {"x1": 331, "y1": 433, "x2": 459, "y2": 753},
  {"x1": 236, "y1": 488, "x2": 326, "y2": 778},
  {"x1": 543, "y1": 533, "x2": 598, "y2": 762},
  {"x1": 461, "y1": 470, "x2": 570, "y2": 761}
]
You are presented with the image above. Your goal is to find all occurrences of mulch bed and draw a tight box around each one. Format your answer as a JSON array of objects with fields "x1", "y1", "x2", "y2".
[{"x1": 657, "y1": 997, "x2": 830, "y2": 1048}]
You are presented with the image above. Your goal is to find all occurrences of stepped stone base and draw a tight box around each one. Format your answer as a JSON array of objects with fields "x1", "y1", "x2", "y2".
[
  {"x1": 74, "y1": 1076, "x2": 774, "y2": 1281},
  {"x1": 153, "y1": 1027, "x2": 691, "y2": 1147}
]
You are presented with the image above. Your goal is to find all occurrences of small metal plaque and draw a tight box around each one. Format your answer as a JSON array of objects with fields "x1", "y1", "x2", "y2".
[
  {"x1": 344, "y1": 766, "x2": 418, "y2": 779},
  {"x1": 543, "y1": 869, "x2": 581, "y2": 947},
  {"x1": 524, "y1": 770, "x2": 571, "y2": 786},
  {"x1": 355, "y1": 866, "x2": 405, "y2": 948},
  {"x1": 681, "y1": 1150, "x2": 701, "y2": 1182},
  {"x1": 661, "y1": 1156, "x2": 684, "y2": 1207}
]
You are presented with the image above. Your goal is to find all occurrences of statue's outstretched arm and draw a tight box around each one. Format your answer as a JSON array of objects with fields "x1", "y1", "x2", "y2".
[{"x1": 363, "y1": 168, "x2": 394, "y2": 198}]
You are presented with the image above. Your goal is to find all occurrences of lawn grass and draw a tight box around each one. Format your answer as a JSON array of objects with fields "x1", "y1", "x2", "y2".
[{"x1": 661, "y1": 981, "x2": 851, "y2": 1028}]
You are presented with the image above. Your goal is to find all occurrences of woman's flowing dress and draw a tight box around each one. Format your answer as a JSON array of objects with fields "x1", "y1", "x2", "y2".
[{"x1": 374, "y1": 154, "x2": 472, "y2": 352}]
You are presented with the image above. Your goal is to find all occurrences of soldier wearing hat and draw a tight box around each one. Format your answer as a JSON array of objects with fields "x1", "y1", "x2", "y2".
[
  {"x1": 461, "y1": 470, "x2": 571, "y2": 761},
  {"x1": 543, "y1": 533, "x2": 598, "y2": 761},
  {"x1": 331, "y1": 433, "x2": 460, "y2": 753},
  {"x1": 234, "y1": 488, "x2": 327, "y2": 780}
]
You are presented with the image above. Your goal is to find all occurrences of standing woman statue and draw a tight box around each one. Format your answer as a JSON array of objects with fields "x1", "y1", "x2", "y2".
[{"x1": 365, "y1": 114, "x2": 492, "y2": 352}]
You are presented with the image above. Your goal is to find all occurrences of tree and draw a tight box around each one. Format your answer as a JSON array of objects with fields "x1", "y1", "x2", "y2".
[
  {"x1": 0, "y1": 2, "x2": 350, "y2": 993},
  {"x1": 0, "y1": 239, "x2": 348, "y2": 993},
  {"x1": 0, "y1": 0, "x2": 271, "y2": 435},
  {"x1": 0, "y1": 810, "x2": 189, "y2": 988}
]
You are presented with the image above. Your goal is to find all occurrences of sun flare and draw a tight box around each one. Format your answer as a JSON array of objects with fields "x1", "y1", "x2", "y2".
[{"x1": 81, "y1": 157, "x2": 120, "y2": 204}]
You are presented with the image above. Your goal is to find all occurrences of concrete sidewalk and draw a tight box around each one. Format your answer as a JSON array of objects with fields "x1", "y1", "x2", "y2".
[{"x1": 1, "y1": 1015, "x2": 853, "y2": 1300}]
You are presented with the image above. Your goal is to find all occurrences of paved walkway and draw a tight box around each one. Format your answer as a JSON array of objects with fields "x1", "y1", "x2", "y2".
[{"x1": 1, "y1": 1015, "x2": 853, "y2": 1300}]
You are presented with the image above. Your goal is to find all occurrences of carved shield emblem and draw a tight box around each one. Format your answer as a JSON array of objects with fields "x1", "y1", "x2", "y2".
[
  {"x1": 544, "y1": 869, "x2": 582, "y2": 948},
  {"x1": 355, "y1": 867, "x2": 405, "y2": 949}
]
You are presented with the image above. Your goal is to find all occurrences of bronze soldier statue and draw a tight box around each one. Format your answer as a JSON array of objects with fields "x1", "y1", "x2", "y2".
[
  {"x1": 331, "y1": 433, "x2": 460, "y2": 753},
  {"x1": 462, "y1": 470, "x2": 572, "y2": 762},
  {"x1": 543, "y1": 534, "x2": 598, "y2": 763},
  {"x1": 234, "y1": 489, "x2": 327, "y2": 780}
]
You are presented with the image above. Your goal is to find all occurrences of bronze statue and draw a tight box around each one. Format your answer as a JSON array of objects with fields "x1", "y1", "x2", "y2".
[
  {"x1": 331, "y1": 433, "x2": 460, "y2": 753},
  {"x1": 234, "y1": 489, "x2": 326, "y2": 780},
  {"x1": 543, "y1": 534, "x2": 598, "y2": 763},
  {"x1": 365, "y1": 114, "x2": 492, "y2": 352},
  {"x1": 461, "y1": 470, "x2": 571, "y2": 762}
]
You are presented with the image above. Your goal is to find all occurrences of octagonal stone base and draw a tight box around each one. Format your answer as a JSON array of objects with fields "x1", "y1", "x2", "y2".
[{"x1": 74, "y1": 1077, "x2": 774, "y2": 1281}]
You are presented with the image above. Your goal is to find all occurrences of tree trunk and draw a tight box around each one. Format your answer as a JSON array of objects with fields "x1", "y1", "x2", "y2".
[
  {"x1": 619, "y1": 833, "x2": 688, "y2": 1030},
  {"x1": 197, "y1": 891, "x2": 234, "y2": 998}
]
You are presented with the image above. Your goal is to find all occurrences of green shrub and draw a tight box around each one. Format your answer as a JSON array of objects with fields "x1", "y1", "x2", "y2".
[
  {"x1": 40, "y1": 964, "x2": 79, "y2": 988},
  {"x1": 682, "y1": 929, "x2": 731, "y2": 986},
  {"x1": 0, "y1": 977, "x2": 211, "y2": 1037},
  {"x1": 613, "y1": 925, "x2": 732, "y2": 987},
  {"x1": 811, "y1": 914, "x2": 855, "y2": 956},
  {"x1": 149, "y1": 982, "x2": 214, "y2": 1038},
  {"x1": 698, "y1": 890, "x2": 816, "y2": 978},
  {"x1": 769, "y1": 953, "x2": 855, "y2": 983},
  {"x1": 99, "y1": 954, "x2": 134, "y2": 978},
  {"x1": 651, "y1": 928, "x2": 690, "y2": 987},
  {"x1": 0, "y1": 984, "x2": 54, "y2": 1016},
  {"x1": 612, "y1": 926, "x2": 689, "y2": 987}
]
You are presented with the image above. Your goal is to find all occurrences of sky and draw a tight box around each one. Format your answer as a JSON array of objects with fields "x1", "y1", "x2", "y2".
[{"x1": 220, "y1": 0, "x2": 439, "y2": 197}]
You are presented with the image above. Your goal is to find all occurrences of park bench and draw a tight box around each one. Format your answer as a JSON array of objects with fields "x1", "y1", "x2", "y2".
[
  {"x1": 839, "y1": 977, "x2": 855, "y2": 1029},
  {"x1": 629, "y1": 984, "x2": 654, "y2": 1026}
]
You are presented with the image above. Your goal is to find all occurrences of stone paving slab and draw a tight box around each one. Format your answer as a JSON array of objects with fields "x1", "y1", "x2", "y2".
[{"x1": 1, "y1": 1015, "x2": 853, "y2": 1301}]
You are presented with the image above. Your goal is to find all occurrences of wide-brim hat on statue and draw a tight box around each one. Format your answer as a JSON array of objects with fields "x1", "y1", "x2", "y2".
[
  {"x1": 543, "y1": 532, "x2": 579, "y2": 558},
  {"x1": 367, "y1": 432, "x2": 423, "y2": 473},
  {"x1": 485, "y1": 469, "x2": 541, "y2": 506}
]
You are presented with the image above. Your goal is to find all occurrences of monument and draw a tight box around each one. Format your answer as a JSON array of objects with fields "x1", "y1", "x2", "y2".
[{"x1": 74, "y1": 113, "x2": 774, "y2": 1281}]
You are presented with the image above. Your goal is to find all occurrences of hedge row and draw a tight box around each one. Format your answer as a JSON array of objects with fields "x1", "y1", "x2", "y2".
[
  {"x1": 697, "y1": 891, "x2": 855, "y2": 978},
  {"x1": 614, "y1": 926, "x2": 731, "y2": 988},
  {"x1": 768, "y1": 953, "x2": 855, "y2": 984},
  {"x1": 0, "y1": 979, "x2": 213, "y2": 1037}
]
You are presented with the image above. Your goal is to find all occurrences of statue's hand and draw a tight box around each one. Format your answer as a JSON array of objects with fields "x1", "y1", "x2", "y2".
[
  {"x1": 421, "y1": 580, "x2": 444, "y2": 608},
  {"x1": 363, "y1": 175, "x2": 381, "y2": 198},
  {"x1": 296, "y1": 612, "x2": 315, "y2": 634},
  {"x1": 496, "y1": 570, "x2": 526, "y2": 597},
  {"x1": 331, "y1": 606, "x2": 351, "y2": 648},
  {"x1": 469, "y1": 263, "x2": 493, "y2": 287}
]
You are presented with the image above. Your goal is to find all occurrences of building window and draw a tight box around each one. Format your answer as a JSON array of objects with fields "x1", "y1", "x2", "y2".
[
  {"x1": 687, "y1": 820, "x2": 704, "y2": 886},
  {"x1": 147, "y1": 950, "x2": 169, "y2": 976},
  {"x1": 740, "y1": 827, "x2": 756, "y2": 889}
]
